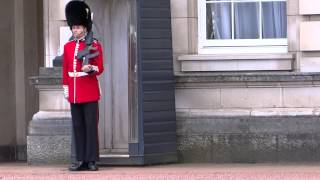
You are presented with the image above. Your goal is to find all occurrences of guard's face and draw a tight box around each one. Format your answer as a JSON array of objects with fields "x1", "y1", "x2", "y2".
[{"x1": 72, "y1": 25, "x2": 86, "y2": 39}]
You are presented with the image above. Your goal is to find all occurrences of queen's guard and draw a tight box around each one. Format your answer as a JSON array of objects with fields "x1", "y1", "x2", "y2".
[{"x1": 63, "y1": 0, "x2": 104, "y2": 171}]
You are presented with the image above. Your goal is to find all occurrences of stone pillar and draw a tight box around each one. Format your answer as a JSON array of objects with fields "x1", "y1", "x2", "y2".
[
  {"x1": 26, "y1": 0, "x2": 74, "y2": 164},
  {"x1": 44, "y1": 0, "x2": 71, "y2": 67},
  {"x1": 27, "y1": 68, "x2": 71, "y2": 164}
]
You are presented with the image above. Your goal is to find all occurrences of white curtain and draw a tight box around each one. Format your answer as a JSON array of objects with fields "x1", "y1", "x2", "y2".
[
  {"x1": 262, "y1": 2, "x2": 287, "y2": 38},
  {"x1": 234, "y1": 2, "x2": 260, "y2": 39},
  {"x1": 207, "y1": 3, "x2": 232, "y2": 39},
  {"x1": 207, "y1": 1, "x2": 287, "y2": 39}
]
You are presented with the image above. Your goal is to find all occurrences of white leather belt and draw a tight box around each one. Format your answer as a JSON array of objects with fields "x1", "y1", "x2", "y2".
[{"x1": 68, "y1": 72, "x2": 88, "y2": 77}]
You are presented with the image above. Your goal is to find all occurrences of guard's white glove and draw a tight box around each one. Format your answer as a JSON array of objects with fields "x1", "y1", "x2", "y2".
[
  {"x1": 63, "y1": 85, "x2": 69, "y2": 99},
  {"x1": 91, "y1": 65, "x2": 99, "y2": 72}
]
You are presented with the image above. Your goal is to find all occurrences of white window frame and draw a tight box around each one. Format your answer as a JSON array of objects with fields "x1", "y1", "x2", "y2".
[{"x1": 198, "y1": 0, "x2": 288, "y2": 54}]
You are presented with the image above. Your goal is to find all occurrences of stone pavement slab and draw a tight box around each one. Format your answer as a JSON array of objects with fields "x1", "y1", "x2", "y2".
[{"x1": 1, "y1": 163, "x2": 320, "y2": 180}]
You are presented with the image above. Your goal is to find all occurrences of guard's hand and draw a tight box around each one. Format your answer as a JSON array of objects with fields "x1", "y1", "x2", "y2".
[{"x1": 82, "y1": 65, "x2": 92, "y2": 72}]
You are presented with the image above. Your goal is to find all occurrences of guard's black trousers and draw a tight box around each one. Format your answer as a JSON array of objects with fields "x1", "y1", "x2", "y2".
[{"x1": 70, "y1": 102, "x2": 99, "y2": 162}]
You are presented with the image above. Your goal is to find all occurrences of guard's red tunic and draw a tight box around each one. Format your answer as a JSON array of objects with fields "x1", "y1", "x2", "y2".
[{"x1": 62, "y1": 39, "x2": 104, "y2": 103}]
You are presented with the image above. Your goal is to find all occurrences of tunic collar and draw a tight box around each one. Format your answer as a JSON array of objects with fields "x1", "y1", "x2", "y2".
[{"x1": 69, "y1": 35, "x2": 86, "y2": 42}]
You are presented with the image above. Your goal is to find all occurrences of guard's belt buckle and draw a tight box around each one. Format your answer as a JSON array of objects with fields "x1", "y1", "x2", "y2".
[{"x1": 68, "y1": 72, "x2": 88, "y2": 77}]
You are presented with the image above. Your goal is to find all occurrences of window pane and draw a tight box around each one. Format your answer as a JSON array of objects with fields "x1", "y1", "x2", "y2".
[
  {"x1": 206, "y1": 3, "x2": 232, "y2": 39},
  {"x1": 234, "y1": 2, "x2": 260, "y2": 39},
  {"x1": 262, "y1": 2, "x2": 287, "y2": 38}
]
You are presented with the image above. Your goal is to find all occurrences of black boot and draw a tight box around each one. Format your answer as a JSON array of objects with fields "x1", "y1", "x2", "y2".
[
  {"x1": 69, "y1": 161, "x2": 88, "y2": 171},
  {"x1": 87, "y1": 161, "x2": 98, "y2": 171}
]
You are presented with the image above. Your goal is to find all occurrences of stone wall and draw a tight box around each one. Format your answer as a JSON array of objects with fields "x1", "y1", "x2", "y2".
[
  {"x1": 0, "y1": 0, "x2": 16, "y2": 161},
  {"x1": 171, "y1": 0, "x2": 320, "y2": 162},
  {"x1": 175, "y1": 72, "x2": 320, "y2": 162},
  {"x1": 298, "y1": 0, "x2": 320, "y2": 72},
  {"x1": 177, "y1": 113, "x2": 320, "y2": 163}
]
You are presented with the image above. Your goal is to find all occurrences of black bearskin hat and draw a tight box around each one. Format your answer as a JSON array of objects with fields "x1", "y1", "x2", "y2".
[{"x1": 65, "y1": 1, "x2": 92, "y2": 32}]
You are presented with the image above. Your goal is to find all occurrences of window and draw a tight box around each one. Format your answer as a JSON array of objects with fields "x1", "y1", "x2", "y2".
[{"x1": 198, "y1": 0, "x2": 287, "y2": 54}]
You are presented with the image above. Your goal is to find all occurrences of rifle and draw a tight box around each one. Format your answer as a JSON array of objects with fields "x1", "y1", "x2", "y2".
[{"x1": 76, "y1": 31, "x2": 99, "y2": 67}]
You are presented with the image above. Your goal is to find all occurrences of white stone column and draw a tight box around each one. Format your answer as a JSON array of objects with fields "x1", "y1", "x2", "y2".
[{"x1": 44, "y1": 0, "x2": 71, "y2": 67}]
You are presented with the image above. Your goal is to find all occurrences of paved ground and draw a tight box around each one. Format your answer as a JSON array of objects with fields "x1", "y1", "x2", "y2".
[{"x1": 1, "y1": 162, "x2": 320, "y2": 180}]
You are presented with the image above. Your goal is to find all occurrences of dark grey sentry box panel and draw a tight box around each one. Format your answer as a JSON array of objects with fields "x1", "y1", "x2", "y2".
[{"x1": 135, "y1": 0, "x2": 177, "y2": 165}]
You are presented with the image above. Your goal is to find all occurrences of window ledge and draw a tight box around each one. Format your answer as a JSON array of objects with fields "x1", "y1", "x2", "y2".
[
  {"x1": 175, "y1": 71, "x2": 320, "y2": 84},
  {"x1": 177, "y1": 53, "x2": 294, "y2": 72}
]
